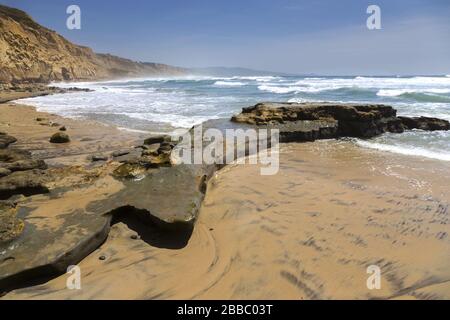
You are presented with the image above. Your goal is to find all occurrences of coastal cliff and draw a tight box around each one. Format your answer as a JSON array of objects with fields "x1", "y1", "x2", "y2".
[{"x1": 0, "y1": 5, "x2": 186, "y2": 83}]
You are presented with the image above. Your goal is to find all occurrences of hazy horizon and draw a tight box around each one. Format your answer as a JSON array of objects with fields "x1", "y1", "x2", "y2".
[{"x1": 2, "y1": 0, "x2": 450, "y2": 76}]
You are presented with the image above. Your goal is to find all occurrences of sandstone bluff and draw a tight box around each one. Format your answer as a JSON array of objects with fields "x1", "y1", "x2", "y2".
[{"x1": 0, "y1": 5, "x2": 186, "y2": 84}]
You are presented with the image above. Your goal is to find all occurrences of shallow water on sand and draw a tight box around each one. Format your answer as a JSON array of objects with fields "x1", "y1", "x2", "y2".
[{"x1": 6, "y1": 140, "x2": 450, "y2": 300}]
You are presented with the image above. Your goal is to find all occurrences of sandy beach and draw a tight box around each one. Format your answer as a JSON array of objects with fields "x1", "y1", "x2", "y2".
[
  {"x1": 0, "y1": 100, "x2": 144, "y2": 166},
  {"x1": 1, "y1": 1, "x2": 450, "y2": 305},
  {"x1": 2, "y1": 98, "x2": 449, "y2": 299}
]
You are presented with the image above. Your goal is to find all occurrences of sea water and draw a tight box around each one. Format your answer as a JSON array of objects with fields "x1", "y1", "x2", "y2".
[{"x1": 16, "y1": 75, "x2": 450, "y2": 161}]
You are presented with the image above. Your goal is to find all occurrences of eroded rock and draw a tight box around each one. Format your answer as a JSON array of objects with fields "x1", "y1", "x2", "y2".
[
  {"x1": 231, "y1": 102, "x2": 450, "y2": 140},
  {"x1": 0, "y1": 159, "x2": 47, "y2": 172},
  {"x1": 0, "y1": 170, "x2": 49, "y2": 200},
  {"x1": 0, "y1": 201, "x2": 24, "y2": 243},
  {"x1": 144, "y1": 135, "x2": 171, "y2": 145},
  {"x1": 398, "y1": 116, "x2": 450, "y2": 131}
]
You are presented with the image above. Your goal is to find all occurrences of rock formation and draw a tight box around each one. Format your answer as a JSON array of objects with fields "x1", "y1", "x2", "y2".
[
  {"x1": 0, "y1": 142, "x2": 50, "y2": 201},
  {"x1": 231, "y1": 102, "x2": 450, "y2": 141}
]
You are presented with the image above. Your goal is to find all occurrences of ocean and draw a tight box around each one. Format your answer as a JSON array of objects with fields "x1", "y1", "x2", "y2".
[{"x1": 16, "y1": 75, "x2": 450, "y2": 161}]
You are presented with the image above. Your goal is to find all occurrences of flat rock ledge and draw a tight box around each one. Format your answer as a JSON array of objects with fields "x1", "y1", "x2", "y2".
[{"x1": 231, "y1": 102, "x2": 450, "y2": 141}]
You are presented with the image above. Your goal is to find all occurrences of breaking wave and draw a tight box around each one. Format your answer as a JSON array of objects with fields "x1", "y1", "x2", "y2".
[
  {"x1": 14, "y1": 75, "x2": 450, "y2": 160},
  {"x1": 213, "y1": 81, "x2": 247, "y2": 87}
]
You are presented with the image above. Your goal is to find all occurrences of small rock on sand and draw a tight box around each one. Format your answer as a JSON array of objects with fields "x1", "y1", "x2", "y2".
[
  {"x1": 112, "y1": 150, "x2": 130, "y2": 158},
  {"x1": 90, "y1": 154, "x2": 108, "y2": 162},
  {"x1": 49, "y1": 132, "x2": 70, "y2": 143}
]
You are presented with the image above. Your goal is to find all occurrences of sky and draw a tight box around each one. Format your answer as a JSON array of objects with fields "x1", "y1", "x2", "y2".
[{"x1": 2, "y1": 0, "x2": 450, "y2": 75}]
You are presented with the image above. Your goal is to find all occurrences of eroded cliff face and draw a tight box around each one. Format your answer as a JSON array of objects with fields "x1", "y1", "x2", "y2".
[{"x1": 0, "y1": 5, "x2": 186, "y2": 83}]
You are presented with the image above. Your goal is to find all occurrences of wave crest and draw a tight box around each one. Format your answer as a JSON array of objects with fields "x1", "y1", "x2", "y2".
[
  {"x1": 355, "y1": 139, "x2": 450, "y2": 161},
  {"x1": 213, "y1": 81, "x2": 246, "y2": 87}
]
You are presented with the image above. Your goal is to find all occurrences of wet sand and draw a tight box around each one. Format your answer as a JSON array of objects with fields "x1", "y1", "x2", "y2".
[
  {"x1": 0, "y1": 101, "x2": 144, "y2": 166},
  {"x1": 4, "y1": 139, "x2": 450, "y2": 300}
]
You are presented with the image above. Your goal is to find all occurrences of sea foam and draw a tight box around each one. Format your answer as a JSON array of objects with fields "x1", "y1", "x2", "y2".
[
  {"x1": 356, "y1": 139, "x2": 450, "y2": 161},
  {"x1": 13, "y1": 75, "x2": 450, "y2": 161}
]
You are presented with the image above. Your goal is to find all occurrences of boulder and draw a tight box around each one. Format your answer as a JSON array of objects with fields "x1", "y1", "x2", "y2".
[
  {"x1": 49, "y1": 132, "x2": 70, "y2": 143},
  {"x1": 59, "y1": 126, "x2": 67, "y2": 131}
]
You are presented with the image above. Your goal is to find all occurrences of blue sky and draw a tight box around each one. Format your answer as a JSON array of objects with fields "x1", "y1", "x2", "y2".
[{"x1": 2, "y1": 0, "x2": 450, "y2": 75}]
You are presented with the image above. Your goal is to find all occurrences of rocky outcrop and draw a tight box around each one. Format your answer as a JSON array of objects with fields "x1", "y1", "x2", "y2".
[
  {"x1": 0, "y1": 5, "x2": 186, "y2": 84},
  {"x1": 0, "y1": 197, "x2": 112, "y2": 293},
  {"x1": 0, "y1": 136, "x2": 49, "y2": 200},
  {"x1": 397, "y1": 116, "x2": 450, "y2": 131},
  {"x1": 0, "y1": 170, "x2": 49, "y2": 201},
  {"x1": 112, "y1": 138, "x2": 176, "y2": 179},
  {"x1": 231, "y1": 102, "x2": 450, "y2": 141}
]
